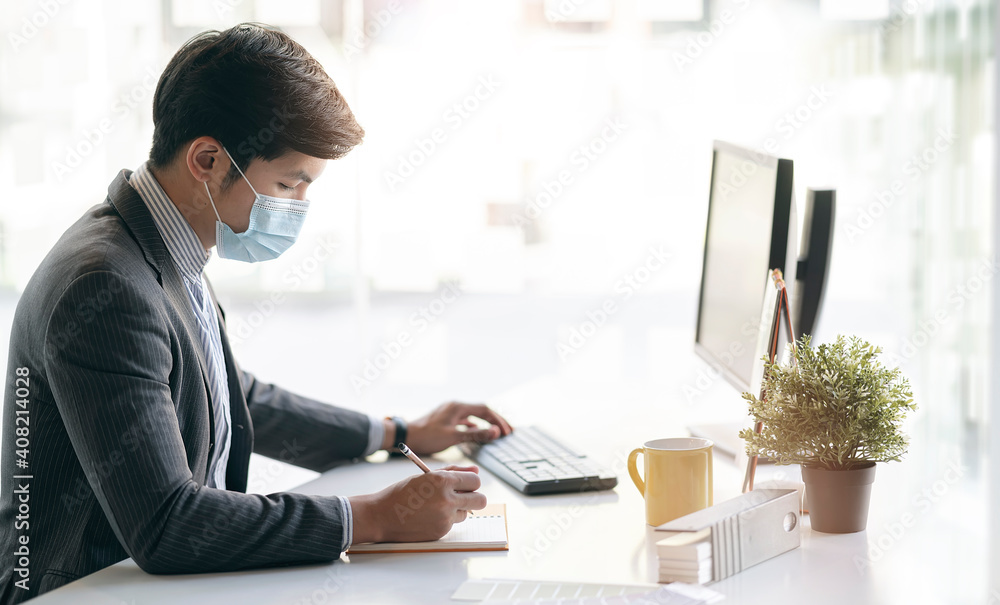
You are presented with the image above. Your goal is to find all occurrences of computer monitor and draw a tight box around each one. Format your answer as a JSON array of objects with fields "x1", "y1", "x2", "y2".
[
  {"x1": 794, "y1": 188, "x2": 836, "y2": 340},
  {"x1": 693, "y1": 141, "x2": 835, "y2": 394},
  {"x1": 694, "y1": 141, "x2": 796, "y2": 393}
]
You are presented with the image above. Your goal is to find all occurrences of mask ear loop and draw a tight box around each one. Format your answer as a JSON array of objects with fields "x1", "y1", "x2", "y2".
[
  {"x1": 204, "y1": 181, "x2": 223, "y2": 223},
  {"x1": 221, "y1": 145, "x2": 260, "y2": 198}
]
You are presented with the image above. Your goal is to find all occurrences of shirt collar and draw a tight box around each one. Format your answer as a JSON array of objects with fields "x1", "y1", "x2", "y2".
[{"x1": 128, "y1": 161, "x2": 211, "y2": 281}]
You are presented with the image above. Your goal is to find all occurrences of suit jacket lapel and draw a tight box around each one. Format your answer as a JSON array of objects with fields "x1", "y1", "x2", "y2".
[
  {"x1": 106, "y1": 169, "x2": 218, "y2": 479},
  {"x1": 106, "y1": 170, "x2": 168, "y2": 276}
]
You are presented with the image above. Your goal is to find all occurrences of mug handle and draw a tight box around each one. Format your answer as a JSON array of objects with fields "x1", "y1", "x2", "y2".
[{"x1": 627, "y1": 448, "x2": 645, "y2": 496}]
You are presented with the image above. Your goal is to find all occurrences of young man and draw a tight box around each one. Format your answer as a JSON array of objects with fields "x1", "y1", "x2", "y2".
[{"x1": 0, "y1": 23, "x2": 511, "y2": 604}]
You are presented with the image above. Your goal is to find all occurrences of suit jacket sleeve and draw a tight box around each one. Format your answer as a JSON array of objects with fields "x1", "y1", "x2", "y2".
[
  {"x1": 45, "y1": 270, "x2": 349, "y2": 574},
  {"x1": 240, "y1": 370, "x2": 373, "y2": 472}
]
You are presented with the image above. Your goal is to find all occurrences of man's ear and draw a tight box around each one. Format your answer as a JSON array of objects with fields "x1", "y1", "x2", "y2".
[{"x1": 185, "y1": 137, "x2": 228, "y2": 186}]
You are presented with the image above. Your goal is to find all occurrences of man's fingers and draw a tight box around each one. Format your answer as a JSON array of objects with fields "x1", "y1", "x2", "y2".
[
  {"x1": 441, "y1": 464, "x2": 479, "y2": 473},
  {"x1": 450, "y1": 402, "x2": 514, "y2": 436},
  {"x1": 474, "y1": 406, "x2": 514, "y2": 436},
  {"x1": 454, "y1": 490, "x2": 488, "y2": 512},
  {"x1": 461, "y1": 426, "x2": 500, "y2": 444},
  {"x1": 438, "y1": 469, "x2": 481, "y2": 492}
]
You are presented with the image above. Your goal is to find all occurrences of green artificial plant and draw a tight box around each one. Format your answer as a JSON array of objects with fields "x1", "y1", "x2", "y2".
[{"x1": 739, "y1": 334, "x2": 917, "y2": 470}]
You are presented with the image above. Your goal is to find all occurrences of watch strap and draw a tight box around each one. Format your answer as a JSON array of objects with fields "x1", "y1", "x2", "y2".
[{"x1": 387, "y1": 416, "x2": 407, "y2": 454}]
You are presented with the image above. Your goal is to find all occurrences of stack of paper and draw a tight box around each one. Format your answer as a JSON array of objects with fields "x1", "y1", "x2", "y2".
[
  {"x1": 451, "y1": 578, "x2": 725, "y2": 604},
  {"x1": 654, "y1": 489, "x2": 801, "y2": 584},
  {"x1": 655, "y1": 529, "x2": 712, "y2": 584}
]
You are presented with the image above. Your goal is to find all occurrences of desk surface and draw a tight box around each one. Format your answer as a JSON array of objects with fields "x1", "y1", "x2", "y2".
[{"x1": 34, "y1": 375, "x2": 989, "y2": 604}]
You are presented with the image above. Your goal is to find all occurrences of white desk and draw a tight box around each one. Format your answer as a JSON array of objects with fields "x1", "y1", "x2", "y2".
[{"x1": 33, "y1": 375, "x2": 989, "y2": 604}]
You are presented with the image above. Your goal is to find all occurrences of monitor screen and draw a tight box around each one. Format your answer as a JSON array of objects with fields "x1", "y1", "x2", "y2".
[{"x1": 694, "y1": 141, "x2": 793, "y2": 392}]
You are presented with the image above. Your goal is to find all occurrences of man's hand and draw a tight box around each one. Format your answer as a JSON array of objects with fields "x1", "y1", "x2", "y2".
[
  {"x1": 348, "y1": 465, "x2": 485, "y2": 544},
  {"x1": 405, "y1": 402, "x2": 513, "y2": 455}
]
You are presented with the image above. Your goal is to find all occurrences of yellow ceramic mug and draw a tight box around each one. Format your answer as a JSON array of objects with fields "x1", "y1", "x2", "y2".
[{"x1": 627, "y1": 437, "x2": 714, "y2": 526}]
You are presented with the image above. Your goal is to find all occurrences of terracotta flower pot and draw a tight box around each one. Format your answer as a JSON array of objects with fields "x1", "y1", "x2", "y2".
[{"x1": 800, "y1": 462, "x2": 876, "y2": 533}]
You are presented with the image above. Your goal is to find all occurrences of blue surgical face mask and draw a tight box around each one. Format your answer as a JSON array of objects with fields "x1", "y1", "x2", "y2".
[{"x1": 204, "y1": 146, "x2": 311, "y2": 262}]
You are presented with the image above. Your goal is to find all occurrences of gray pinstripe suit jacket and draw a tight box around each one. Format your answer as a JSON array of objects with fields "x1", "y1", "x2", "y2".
[{"x1": 0, "y1": 170, "x2": 372, "y2": 604}]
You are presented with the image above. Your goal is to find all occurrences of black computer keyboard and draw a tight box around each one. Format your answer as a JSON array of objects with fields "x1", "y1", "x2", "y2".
[{"x1": 460, "y1": 426, "x2": 618, "y2": 495}]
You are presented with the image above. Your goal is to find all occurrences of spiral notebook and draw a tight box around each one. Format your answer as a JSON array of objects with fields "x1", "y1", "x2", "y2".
[{"x1": 348, "y1": 503, "x2": 508, "y2": 553}]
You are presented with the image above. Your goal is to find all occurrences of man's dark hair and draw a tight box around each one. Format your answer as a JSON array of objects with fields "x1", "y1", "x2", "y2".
[{"x1": 149, "y1": 23, "x2": 364, "y2": 186}]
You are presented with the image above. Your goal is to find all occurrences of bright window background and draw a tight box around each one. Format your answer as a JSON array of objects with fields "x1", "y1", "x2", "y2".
[{"x1": 0, "y1": 0, "x2": 996, "y2": 594}]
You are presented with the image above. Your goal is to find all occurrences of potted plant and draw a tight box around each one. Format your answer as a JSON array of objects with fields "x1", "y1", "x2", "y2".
[{"x1": 739, "y1": 334, "x2": 917, "y2": 533}]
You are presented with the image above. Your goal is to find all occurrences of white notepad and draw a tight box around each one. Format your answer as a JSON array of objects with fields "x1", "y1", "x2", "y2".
[{"x1": 348, "y1": 503, "x2": 508, "y2": 553}]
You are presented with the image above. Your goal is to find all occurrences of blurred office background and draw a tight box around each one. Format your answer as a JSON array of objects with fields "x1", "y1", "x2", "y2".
[{"x1": 0, "y1": 0, "x2": 996, "y2": 595}]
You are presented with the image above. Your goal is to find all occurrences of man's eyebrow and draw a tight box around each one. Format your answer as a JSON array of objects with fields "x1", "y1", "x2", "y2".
[{"x1": 285, "y1": 169, "x2": 314, "y2": 184}]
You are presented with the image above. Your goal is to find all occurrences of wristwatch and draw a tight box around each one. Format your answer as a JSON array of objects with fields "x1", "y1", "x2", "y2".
[{"x1": 386, "y1": 416, "x2": 407, "y2": 453}]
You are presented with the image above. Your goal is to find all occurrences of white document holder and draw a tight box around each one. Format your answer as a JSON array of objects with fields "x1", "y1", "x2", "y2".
[{"x1": 655, "y1": 488, "x2": 801, "y2": 582}]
